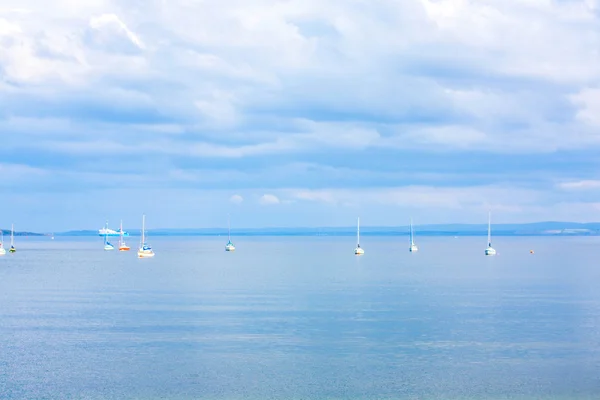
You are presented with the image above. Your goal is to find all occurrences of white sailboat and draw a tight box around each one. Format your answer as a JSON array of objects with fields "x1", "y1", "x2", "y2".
[
  {"x1": 9, "y1": 223, "x2": 16, "y2": 253},
  {"x1": 225, "y1": 214, "x2": 235, "y2": 252},
  {"x1": 118, "y1": 220, "x2": 130, "y2": 251},
  {"x1": 409, "y1": 218, "x2": 418, "y2": 252},
  {"x1": 485, "y1": 211, "x2": 496, "y2": 256},
  {"x1": 354, "y1": 217, "x2": 364, "y2": 255},
  {"x1": 137, "y1": 214, "x2": 155, "y2": 258},
  {"x1": 0, "y1": 231, "x2": 6, "y2": 255},
  {"x1": 103, "y1": 222, "x2": 114, "y2": 250}
]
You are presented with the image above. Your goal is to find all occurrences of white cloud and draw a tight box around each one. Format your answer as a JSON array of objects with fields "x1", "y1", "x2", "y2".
[
  {"x1": 88, "y1": 14, "x2": 144, "y2": 50},
  {"x1": 259, "y1": 194, "x2": 280, "y2": 205},
  {"x1": 557, "y1": 180, "x2": 600, "y2": 190},
  {"x1": 229, "y1": 194, "x2": 244, "y2": 204},
  {"x1": 2, "y1": 0, "x2": 600, "y2": 156},
  {"x1": 5, "y1": 0, "x2": 600, "y2": 230},
  {"x1": 570, "y1": 88, "x2": 600, "y2": 127},
  {"x1": 284, "y1": 185, "x2": 540, "y2": 212}
]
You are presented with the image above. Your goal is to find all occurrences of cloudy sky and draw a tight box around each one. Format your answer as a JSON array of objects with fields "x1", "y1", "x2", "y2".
[{"x1": 2, "y1": 0, "x2": 600, "y2": 231}]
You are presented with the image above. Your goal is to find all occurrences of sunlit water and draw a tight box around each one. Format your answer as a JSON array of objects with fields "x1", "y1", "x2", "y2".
[{"x1": 1, "y1": 235, "x2": 600, "y2": 399}]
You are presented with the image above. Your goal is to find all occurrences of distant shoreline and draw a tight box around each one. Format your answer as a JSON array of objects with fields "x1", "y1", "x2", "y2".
[{"x1": 15, "y1": 222, "x2": 600, "y2": 237}]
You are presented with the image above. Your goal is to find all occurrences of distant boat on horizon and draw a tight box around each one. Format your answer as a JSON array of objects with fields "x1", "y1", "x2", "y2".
[
  {"x1": 99, "y1": 224, "x2": 129, "y2": 237},
  {"x1": 354, "y1": 217, "x2": 364, "y2": 255}
]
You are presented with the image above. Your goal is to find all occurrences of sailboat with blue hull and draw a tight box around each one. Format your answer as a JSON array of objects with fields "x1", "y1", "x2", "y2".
[{"x1": 103, "y1": 222, "x2": 114, "y2": 250}]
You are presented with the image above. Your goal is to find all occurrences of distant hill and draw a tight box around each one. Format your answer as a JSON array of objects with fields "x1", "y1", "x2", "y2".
[
  {"x1": 0, "y1": 229, "x2": 45, "y2": 237},
  {"x1": 56, "y1": 222, "x2": 600, "y2": 236}
]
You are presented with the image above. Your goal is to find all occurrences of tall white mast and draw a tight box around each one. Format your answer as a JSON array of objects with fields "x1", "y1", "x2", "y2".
[
  {"x1": 487, "y1": 211, "x2": 492, "y2": 246},
  {"x1": 10, "y1": 223, "x2": 14, "y2": 246},
  {"x1": 357, "y1": 217, "x2": 360, "y2": 246},
  {"x1": 141, "y1": 214, "x2": 146, "y2": 245},
  {"x1": 410, "y1": 218, "x2": 414, "y2": 245}
]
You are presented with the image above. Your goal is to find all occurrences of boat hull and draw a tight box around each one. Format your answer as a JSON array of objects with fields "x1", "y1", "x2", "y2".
[
  {"x1": 354, "y1": 248, "x2": 364, "y2": 255},
  {"x1": 0, "y1": 248, "x2": 5, "y2": 256},
  {"x1": 485, "y1": 247, "x2": 496, "y2": 256},
  {"x1": 119, "y1": 246, "x2": 131, "y2": 251},
  {"x1": 138, "y1": 250, "x2": 155, "y2": 258},
  {"x1": 409, "y1": 245, "x2": 418, "y2": 252}
]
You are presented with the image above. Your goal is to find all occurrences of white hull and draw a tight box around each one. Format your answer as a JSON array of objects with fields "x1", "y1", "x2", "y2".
[
  {"x1": 0, "y1": 248, "x2": 5, "y2": 256},
  {"x1": 225, "y1": 244, "x2": 235, "y2": 252},
  {"x1": 354, "y1": 217, "x2": 363, "y2": 255},
  {"x1": 409, "y1": 244, "x2": 418, "y2": 252},
  {"x1": 104, "y1": 245, "x2": 114, "y2": 251},
  {"x1": 485, "y1": 246, "x2": 496, "y2": 256},
  {"x1": 138, "y1": 250, "x2": 155, "y2": 258}
]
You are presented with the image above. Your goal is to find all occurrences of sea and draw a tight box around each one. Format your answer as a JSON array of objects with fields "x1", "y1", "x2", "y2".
[{"x1": 1, "y1": 235, "x2": 599, "y2": 399}]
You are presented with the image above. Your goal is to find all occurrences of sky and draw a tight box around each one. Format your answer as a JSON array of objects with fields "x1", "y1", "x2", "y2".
[{"x1": 2, "y1": 0, "x2": 600, "y2": 231}]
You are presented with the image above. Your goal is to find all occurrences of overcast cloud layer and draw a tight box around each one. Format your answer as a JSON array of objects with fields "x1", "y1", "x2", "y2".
[{"x1": 3, "y1": 0, "x2": 600, "y2": 231}]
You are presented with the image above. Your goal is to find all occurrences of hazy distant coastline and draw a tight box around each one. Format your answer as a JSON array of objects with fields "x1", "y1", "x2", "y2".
[{"x1": 53, "y1": 222, "x2": 600, "y2": 237}]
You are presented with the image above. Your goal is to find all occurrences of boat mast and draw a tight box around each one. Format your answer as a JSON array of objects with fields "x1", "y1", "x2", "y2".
[
  {"x1": 10, "y1": 223, "x2": 14, "y2": 247},
  {"x1": 410, "y1": 218, "x2": 414, "y2": 245},
  {"x1": 357, "y1": 217, "x2": 360, "y2": 246},
  {"x1": 119, "y1": 220, "x2": 123, "y2": 246},
  {"x1": 141, "y1": 214, "x2": 146, "y2": 246},
  {"x1": 228, "y1": 214, "x2": 231, "y2": 242},
  {"x1": 487, "y1": 211, "x2": 492, "y2": 246}
]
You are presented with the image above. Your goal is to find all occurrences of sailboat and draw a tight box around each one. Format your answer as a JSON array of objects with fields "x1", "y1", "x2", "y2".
[
  {"x1": 225, "y1": 214, "x2": 235, "y2": 252},
  {"x1": 118, "y1": 220, "x2": 130, "y2": 251},
  {"x1": 354, "y1": 217, "x2": 364, "y2": 255},
  {"x1": 9, "y1": 223, "x2": 16, "y2": 253},
  {"x1": 103, "y1": 222, "x2": 114, "y2": 250},
  {"x1": 0, "y1": 231, "x2": 6, "y2": 256},
  {"x1": 137, "y1": 214, "x2": 155, "y2": 258},
  {"x1": 485, "y1": 211, "x2": 496, "y2": 256},
  {"x1": 409, "y1": 218, "x2": 418, "y2": 252}
]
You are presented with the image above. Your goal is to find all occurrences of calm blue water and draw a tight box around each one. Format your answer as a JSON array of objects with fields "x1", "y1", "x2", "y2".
[{"x1": 1, "y1": 235, "x2": 600, "y2": 399}]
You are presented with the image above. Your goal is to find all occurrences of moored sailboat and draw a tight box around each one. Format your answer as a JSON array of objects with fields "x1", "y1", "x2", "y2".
[
  {"x1": 485, "y1": 211, "x2": 496, "y2": 256},
  {"x1": 103, "y1": 222, "x2": 114, "y2": 250},
  {"x1": 137, "y1": 214, "x2": 155, "y2": 258},
  {"x1": 409, "y1": 218, "x2": 418, "y2": 252},
  {"x1": 9, "y1": 224, "x2": 16, "y2": 253},
  {"x1": 0, "y1": 231, "x2": 6, "y2": 255},
  {"x1": 118, "y1": 220, "x2": 130, "y2": 251},
  {"x1": 225, "y1": 214, "x2": 235, "y2": 252},
  {"x1": 354, "y1": 217, "x2": 364, "y2": 255}
]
